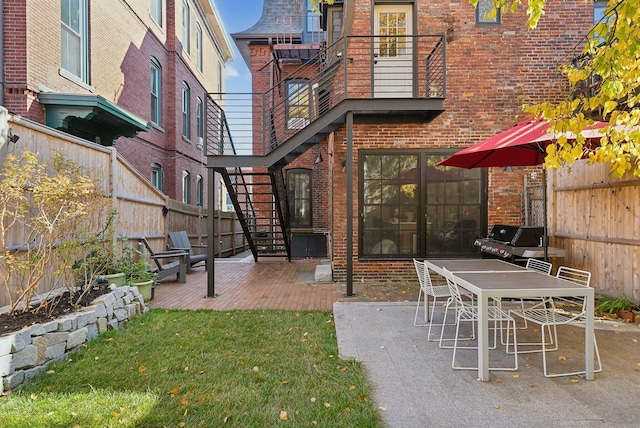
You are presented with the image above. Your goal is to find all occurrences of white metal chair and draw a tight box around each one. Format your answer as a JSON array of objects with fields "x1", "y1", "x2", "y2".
[
  {"x1": 508, "y1": 266, "x2": 602, "y2": 377},
  {"x1": 413, "y1": 259, "x2": 456, "y2": 342},
  {"x1": 526, "y1": 258, "x2": 553, "y2": 275},
  {"x1": 442, "y1": 268, "x2": 518, "y2": 371},
  {"x1": 497, "y1": 258, "x2": 553, "y2": 343}
]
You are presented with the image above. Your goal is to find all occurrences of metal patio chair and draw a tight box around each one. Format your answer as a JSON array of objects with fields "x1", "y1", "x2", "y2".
[
  {"x1": 508, "y1": 266, "x2": 602, "y2": 377},
  {"x1": 442, "y1": 268, "x2": 518, "y2": 371},
  {"x1": 413, "y1": 259, "x2": 456, "y2": 341}
]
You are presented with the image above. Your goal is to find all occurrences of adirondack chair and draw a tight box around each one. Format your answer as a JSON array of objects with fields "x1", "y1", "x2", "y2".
[
  {"x1": 168, "y1": 231, "x2": 208, "y2": 273},
  {"x1": 139, "y1": 237, "x2": 188, "y2": 283}
]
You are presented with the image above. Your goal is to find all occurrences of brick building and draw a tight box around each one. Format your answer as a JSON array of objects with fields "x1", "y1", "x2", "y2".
[
  {"x1": 1, "y1": 0, "x2": 233, "y2": 207},
  {"x1": 210, "y1": 0, "x2": 596, "y2": 286}
]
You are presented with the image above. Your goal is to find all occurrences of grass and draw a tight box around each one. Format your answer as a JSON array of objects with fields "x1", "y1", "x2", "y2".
[{"x1": 0, "y1": 309, "x2": 381, "y2": 427}]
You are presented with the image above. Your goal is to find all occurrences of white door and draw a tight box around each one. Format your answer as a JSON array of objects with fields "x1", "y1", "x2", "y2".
[{"x1": 374, "y1": 4, "x2": 413, "y2": 98}]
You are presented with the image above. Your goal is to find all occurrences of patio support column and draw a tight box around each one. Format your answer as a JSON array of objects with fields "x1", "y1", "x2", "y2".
[
  {"x1": 346, "y1": 111, "x2": 354, "y2": 296},
  {"x1": 206, "y1": 167, "x2": 216, "y2": 297}
]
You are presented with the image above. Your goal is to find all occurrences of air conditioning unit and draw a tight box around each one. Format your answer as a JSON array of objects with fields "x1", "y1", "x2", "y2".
[{"x1": 197, "y1": 137, "x2": 204, "y2": 150}]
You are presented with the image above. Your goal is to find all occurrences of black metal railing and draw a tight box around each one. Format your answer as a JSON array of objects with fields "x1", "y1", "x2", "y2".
[{"x1": 207, "y1": 34, "x2": 446, "y2": 157}]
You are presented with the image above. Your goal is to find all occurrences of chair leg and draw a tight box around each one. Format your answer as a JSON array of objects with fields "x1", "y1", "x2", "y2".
[
  {"x1": 452, "y1": 315, "x2": 518, "y2": 371},
  {"x1": 413, "y1": 288, "x2": 426, "y2": 326},
  {"x1": 542, "y1": 329, "x2": 602, "y2": 378}
]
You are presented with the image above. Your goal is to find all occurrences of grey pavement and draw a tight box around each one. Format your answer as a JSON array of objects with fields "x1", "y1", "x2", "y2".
[{"x1": 334, "y1": 301, "x2": 640, "y2": 428}]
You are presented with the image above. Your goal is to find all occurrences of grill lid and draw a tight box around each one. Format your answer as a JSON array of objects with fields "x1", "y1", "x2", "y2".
[{"x1": 485, "y1": 225, "x2": 544, "y2": 247}]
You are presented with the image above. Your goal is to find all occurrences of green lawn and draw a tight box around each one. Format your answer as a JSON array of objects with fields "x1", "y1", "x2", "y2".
[{"x1": 0, "y1": 309, "x2": 380, "y2": 427}]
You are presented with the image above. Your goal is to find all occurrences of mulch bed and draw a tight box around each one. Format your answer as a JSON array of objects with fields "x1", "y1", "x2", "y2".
[{"x1": 1, "y1": 281, "x2": 112, "y2": 336}]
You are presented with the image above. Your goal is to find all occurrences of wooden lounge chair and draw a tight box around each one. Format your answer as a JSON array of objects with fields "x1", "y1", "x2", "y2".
[
  {"x1": 139, "y1": 237, "x2": 187, "y2": 283},
  {"x1": 168, "y1": 231, "x2": 208, "y2": 273}
]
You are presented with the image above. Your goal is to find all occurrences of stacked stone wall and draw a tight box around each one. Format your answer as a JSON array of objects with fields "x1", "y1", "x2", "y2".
[{"x1": 0, "y1": 285, "x2": 148, "y2": 394}]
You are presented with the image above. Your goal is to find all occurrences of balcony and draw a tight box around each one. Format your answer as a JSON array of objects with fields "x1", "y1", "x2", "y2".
[{"x1": 206, "y1": 35, "x2": 446, "y2": 169}]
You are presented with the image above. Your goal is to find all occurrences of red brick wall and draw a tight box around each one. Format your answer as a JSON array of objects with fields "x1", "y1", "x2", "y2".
[
  {"x1": 3, "y1": 0, "x2": 220, "y2": 206},
  {"x1": 325, "y1": 0, "x2": 593, "y2": 282}
]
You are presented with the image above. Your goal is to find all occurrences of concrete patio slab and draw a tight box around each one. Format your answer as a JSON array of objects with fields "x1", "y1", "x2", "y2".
[{"x1": 334, "y1": 301, "x2": 640, "y2": 428}]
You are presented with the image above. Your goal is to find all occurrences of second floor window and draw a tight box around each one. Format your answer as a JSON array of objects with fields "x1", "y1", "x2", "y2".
[
  {"x1": 150, "y1": 58, "x2": 162, "y2": 126},
  {"x1": 476, "y1": 0, "x2": 501, "y2": 25},
  {"x1": 182, "y1": 170, "x2": 191, "y2": 204},
  {"x1": 61, "y1": 0, "x2": 89, "y2": 82},
  {"x1": 151, "y1": 163, "x2": 163, "y2": 191},
  {"x1": 196, "y1": 97, "x2": 203, "y2": 141},
  {"x1": 182, "y1": 0, "x2": 190, "y2": 54},
  {"x1": 196, "y1": 23, "x2": 203, "y2": 72},
  {"x1": 182, "y1": 82, "x2": 191, "y2": 139},
  {"x1": 151, "y1": 0, "x2": 162, "y2": 27},
  {"x1": 286, "y1": 80, "x2": 310, "y2": 130}
]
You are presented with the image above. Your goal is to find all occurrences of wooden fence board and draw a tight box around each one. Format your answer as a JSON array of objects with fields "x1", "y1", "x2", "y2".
[{"x1": 1, "y1": 117, "x2": 247, "y2": 308}]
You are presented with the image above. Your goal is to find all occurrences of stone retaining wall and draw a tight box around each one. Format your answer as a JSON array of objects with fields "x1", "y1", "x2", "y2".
[{"x1": 0, "y1": 285, "x2": 148, "y2": 394}]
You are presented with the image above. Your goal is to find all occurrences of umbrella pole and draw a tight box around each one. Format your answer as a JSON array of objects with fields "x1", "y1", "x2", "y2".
[{"x1": 543, "y1": 168, "x2": 548, "y2": 261}]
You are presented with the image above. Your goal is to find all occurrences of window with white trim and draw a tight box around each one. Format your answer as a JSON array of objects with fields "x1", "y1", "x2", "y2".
[
  {"x1": 182, "y1": 0, "x2": 190, "y2": 54},
  {"x1": 151, "y1": 0, "x2": 162, "y2": 27},
  {"x1": 286, "y1": 80, "x2": 310, "y2": 130},
  {"x1": 196, "y1": 96, "x2": 203, "y2": 140},
  {"x1": 196, "y1": 22, "x2": 203, "y2": 72},
  {"x1": 182, "y1": 170, "x2": 191, "y2": 204},
  {"x1": 61, "y1": 0, "x2": 89, "y2": 82},
  {"x1": 150, "y1": 58, "x2": 162, "y2": 126},
  {"x1": 182, "y1": 82, "x2": 191, "y2": 139},
  {"x1": 151, "y1": 163, "x2": 163, "y2": 191},
  {"x1": 196, "y1": 175, "x2": 203, "y2": 206}
]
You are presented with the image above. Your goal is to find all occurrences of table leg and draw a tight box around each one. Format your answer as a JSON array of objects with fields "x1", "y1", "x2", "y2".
[
  {"x1": 585, "y1": 289, "x2": 595, "y2": 380},
  {"x1": 478, "y1": 293, "x2": 489, "y2": 381}
]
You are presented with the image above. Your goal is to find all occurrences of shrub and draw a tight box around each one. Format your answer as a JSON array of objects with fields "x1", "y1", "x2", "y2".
[{"x1": 0, "y1": 150, "x2": 113, "y2": 316}]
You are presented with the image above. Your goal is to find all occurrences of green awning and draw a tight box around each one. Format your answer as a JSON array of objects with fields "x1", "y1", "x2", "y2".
[{"x1": 38, "y1": 92, "x2": 151, "y2": 145}]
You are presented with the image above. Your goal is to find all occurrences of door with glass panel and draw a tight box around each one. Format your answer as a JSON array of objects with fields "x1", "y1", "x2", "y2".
[
  {"x1": 373, "y1": 4, "x2": 413, "y2": 98},
  {"x1": 287, "y1": 169, "x2": 312, "y2": 228},
  {"x1": 360, "y1": 152, "x2": 486, "y2": 258}
]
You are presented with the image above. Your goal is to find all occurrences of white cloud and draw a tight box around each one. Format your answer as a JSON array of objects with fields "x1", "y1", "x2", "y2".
[{"x1": 226, "y1": 65, "x2": 239, "y2": 78}]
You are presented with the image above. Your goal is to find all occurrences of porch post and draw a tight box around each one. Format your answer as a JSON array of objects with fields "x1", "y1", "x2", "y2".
[
  {"x1": 206, "y1": 167, "x2": 216, "y2": 297},
  {"x1": 346, "y1": 111, "x2": 354, "y2": 296}
]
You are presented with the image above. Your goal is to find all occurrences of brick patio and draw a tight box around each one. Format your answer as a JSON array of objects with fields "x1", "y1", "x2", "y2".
[{"x1": 148, "y1": 254, "x2": 344, "y2": 311}]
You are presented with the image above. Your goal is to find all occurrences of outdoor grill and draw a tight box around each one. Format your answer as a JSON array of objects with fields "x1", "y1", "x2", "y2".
[{"x1": 474, "y1": 224, "x2": 566, "y2": 260}]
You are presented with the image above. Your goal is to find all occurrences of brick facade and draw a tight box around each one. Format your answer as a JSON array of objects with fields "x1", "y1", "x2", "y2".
[
  {"x1": 238, "y1": 0, "x2": 593, "y2": 283},
  {"x1": 1, "y1": 0, "x2": 232, "y2": 208}
]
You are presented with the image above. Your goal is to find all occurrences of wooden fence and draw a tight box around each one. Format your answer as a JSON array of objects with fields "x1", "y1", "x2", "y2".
[
  {"x1": 0, "y1": 114, "x2": 247, "y2": 308},
  {"x1": 548, "y1": 161, "x2": 640, "y2": 301}
]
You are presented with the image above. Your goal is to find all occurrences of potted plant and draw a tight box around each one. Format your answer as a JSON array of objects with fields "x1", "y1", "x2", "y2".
[{"x1": 120, "y1": 251, "x2": 156, "y2": 301}]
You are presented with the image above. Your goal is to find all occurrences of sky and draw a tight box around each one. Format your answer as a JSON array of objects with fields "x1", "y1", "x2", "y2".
[{"x1": 213, "y1": 0, "x2": 265, "y2": 93}]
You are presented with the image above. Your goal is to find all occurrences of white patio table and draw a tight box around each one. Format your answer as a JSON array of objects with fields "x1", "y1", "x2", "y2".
[{"x1": 423, "y1": 258, "x2": 595, "y2": 381}]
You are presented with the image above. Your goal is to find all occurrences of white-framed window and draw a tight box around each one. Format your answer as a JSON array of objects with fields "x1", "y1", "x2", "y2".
[
  {"x1": 150, "y1": 57, "x2": 162, "y2": 126},
  {"x1": 476, "y1": 0, "x2": 501, "y2": 25},
  {"x1": 196, "y1": 96, "x2": 203, "y2": 140},
  {"x1": 151, "y1": 0, "x2": 163, "y2": 27},
  {"x1": 151, "y1": 163, "x2": 163, "y2": 191},
  {"x1": 196, "y1": 175, "x2": 203, "y2": 207},
  {"x1": 196, "y1": 22, "x2": 203, "y2": 72},
  {"x1": 182, "y1": 0, "x2": 190, "y2": 54},
  {"x1": 182, "y1": 81, "x2": 191, "y2": 139},
  {"x1": 286, "y1": 79, "x2": 310, "y2": 129},
  {"x1": 182, "y1": 170, "x2": 191, "y2": 204},
  {"x1": 61, "y1": 0, "x2": 89, "y2": 82}
]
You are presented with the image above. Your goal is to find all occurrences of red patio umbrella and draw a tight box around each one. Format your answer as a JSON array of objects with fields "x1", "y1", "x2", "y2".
[{"x1": 436, "y1": 118, "x2": 607, "y2": 259}]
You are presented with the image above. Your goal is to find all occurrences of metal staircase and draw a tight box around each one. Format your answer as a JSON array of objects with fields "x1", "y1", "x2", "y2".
[
  {"x1": 207, "y1": 35, "x2": 446, "y2": 262},
  {"x1": 219, "y1": 167, "x2": 291, "y2": 261}
]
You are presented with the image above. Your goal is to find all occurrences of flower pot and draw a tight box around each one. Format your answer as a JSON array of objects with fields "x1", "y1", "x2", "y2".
[
  {"x1": 131, "y1": 279, "x2": 154, "y2": 301},
  {"x1": 99, "y1": 272, "x2": 126, "y2": 286}
]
